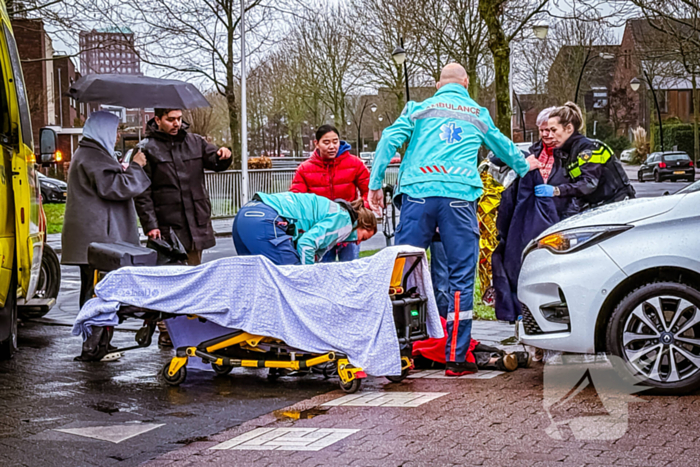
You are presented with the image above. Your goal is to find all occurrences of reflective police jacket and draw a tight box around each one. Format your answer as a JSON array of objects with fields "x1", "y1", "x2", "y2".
[{"x1": 555, "y1": 132, "x2": 634, "y2": 207}]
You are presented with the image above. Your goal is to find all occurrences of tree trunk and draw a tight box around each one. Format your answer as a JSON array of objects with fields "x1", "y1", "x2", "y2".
[
  {"x1": 226, "y1": 86, "x2": 241, "y2": 169},
  {"x1": 479, "y1": 0, "x2": 511, "y2": 135},
  {"x1": 693, "y1": 73, "x2": 699, "y2": 166},
  {"x1": 468, "y1": 55, "x2": 479, "y2": 101}
]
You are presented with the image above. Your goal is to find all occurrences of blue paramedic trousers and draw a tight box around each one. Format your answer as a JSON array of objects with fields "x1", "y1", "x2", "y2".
[
  {"x1": 232, "y1": 201, "x2": 301, "y2": 266},
  {"x1": 321, "y1": 242, "x2": 360, "y2": 263},
  {"x1": 395, "y1": 195, "x2": 479, "y2": 363},
  {"x1": 430, "y1": 240, "x2": 451, "y2": 319}
]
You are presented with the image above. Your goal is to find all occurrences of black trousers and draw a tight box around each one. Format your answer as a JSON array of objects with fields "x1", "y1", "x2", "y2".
[{"x1": 79, "y1": 265, "x2": 95, "y2": 308}]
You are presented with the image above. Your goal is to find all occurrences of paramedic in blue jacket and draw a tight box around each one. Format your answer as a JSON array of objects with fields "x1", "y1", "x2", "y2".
[
  {"x1": 232, "y1": 192, "x2": 377, "y2": 265},
  {"x1": 368, "y1": 63, "x2": 541, "y2": 376}
]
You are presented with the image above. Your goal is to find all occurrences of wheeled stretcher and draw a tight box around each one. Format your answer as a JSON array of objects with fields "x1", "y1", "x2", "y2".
[{"x1": 81, "y1": 244, "x2": 430, "y2": 394}]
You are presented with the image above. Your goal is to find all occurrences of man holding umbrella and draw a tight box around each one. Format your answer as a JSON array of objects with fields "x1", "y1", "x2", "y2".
[{"x1": 135, "y1": 109, "x2": 231, "y2": 345}]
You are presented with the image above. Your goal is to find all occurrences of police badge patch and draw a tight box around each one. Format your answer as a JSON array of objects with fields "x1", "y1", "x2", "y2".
[{"x1": 579, "y1": 150, "x2": 592, "y2": 162}]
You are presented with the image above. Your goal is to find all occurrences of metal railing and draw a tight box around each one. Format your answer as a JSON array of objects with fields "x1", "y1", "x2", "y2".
[{"x1": 205, "y1": 165, "x2": 400, "y2": 218}]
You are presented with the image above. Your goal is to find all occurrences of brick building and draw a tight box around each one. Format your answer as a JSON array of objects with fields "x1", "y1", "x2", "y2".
[
  {"x1": 611, "y1": 18, "x2": 699, "y2": 137},
  {"x1": 53, "y1": 55, "x2": 85, "y2": 128},
  {"x1": 79, "y1": 27, "x2": 140, "y2": 75},
  {"x1": 11, "y1": 18, "x2": 56, "y2": 152}
]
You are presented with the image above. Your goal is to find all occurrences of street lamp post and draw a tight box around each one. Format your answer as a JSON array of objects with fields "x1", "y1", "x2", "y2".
[
  {"x1": 631, "y1": 73, "x2": 665, "y2": 151},
  {"x1": 353, "y1": 102, "x2": 377, "y2": 156},
  {"x1": 240, "y1": 0, "x2": 249, "y2": 204},
  {"x1": 574, "y1": 50, "x2": 616, "y2": 104},
  {"x1": 392, "y1": 38, "x2": 410, "y2": 103}
]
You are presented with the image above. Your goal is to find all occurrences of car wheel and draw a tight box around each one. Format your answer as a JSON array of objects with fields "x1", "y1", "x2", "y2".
[
  {"x1": 637, "y1": 171, "x2": 645, "y2": 183},
  {"x1": 606, "y1": 281, "x2": 700, "y2": 395},
  {"x1": 20, "y1": 245, "x2": 60, "y2": 319},
  {"x1": 654, "y1": 170, "x2": 661, "y2": 182}
]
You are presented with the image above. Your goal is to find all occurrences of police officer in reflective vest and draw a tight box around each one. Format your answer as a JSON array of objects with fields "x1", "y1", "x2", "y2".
[
  {"x1": 368, "y1": 63, "x2": 541, "y2": 376},
  {"x1": 534, "y1": 102, "x2": 635, "y2": 210}
]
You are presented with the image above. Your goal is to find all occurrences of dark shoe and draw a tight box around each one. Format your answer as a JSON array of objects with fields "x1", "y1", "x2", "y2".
[
  {"x1": 158, "y1": 331, "x2": 173, "y2": 348},
  {"x1": 496, "y1": 354, "x2": 518, "y2": 372},
  {"x1": 514, "y1": 351, "x2": 532, "y2": 368},
  {"x1": 445, "y1": 361, "x2": 478, "y2": 376}
]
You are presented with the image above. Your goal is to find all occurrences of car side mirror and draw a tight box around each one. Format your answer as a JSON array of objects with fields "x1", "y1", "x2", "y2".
[{"x1": 39, "y1": 127, "x2": 58, "y2": 166}]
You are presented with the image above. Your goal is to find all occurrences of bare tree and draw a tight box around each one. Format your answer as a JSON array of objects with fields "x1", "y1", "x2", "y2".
[
  {"x1": 410, "y1": 0, "x2": 490, "y2": 100},
  {"x1": 351, "y1": 0, "x2": 421, "y2": 119},
  {"x1": 630, "y1": 0, "x2": 700, "y2": 162},
  {"x1": 84, "y1": 0, "x2": 282, "y2": 168},
  {"x1": 289, "y1": 5, "x2": 362, "y2": 130},
  {"x1": 478, "y1": 0, "x2": 550, "y2": 134}
]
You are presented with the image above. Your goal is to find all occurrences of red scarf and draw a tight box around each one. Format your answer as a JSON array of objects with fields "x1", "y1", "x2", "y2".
[{"x1": 538, "y1": 144, "x2": 555, "y2": 183}]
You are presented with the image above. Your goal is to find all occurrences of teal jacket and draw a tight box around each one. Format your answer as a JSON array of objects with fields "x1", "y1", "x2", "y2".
[
  {"x1": 369, "y1": 83, "x2": 530, "y2": 201},
  {"x1": 256, "y1": 192, "x2": 358, "y2": 265}
]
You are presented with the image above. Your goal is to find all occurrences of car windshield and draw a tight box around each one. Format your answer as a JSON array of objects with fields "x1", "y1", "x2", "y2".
[
  {"x1": 677, "y1": 180, "x2": 700, "y2": 194},
  {"x1": 664, "y1": 153, "x2": 690, "y2": 161}
]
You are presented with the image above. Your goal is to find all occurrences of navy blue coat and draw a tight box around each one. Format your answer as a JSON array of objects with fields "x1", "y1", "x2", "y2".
[{"x1": 492, "y1": 169, "x2": 559, "y2": 322}]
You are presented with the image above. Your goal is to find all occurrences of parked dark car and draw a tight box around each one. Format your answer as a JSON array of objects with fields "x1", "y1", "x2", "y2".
[
  {"x1": 637, "y1": 151, "x2": 695, "y2": 183},
  {"x1": 38, "y1": 173, "x2": 67, "y2": 203}
]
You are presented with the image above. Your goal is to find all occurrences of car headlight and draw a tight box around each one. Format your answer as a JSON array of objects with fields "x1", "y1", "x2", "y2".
[{"x1": 523, "y1": 225, "x2": 632, "y2": 258}]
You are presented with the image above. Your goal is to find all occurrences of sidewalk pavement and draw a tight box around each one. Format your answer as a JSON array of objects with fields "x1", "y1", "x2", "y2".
[{"x1": 141, "y1": 360, "x2": 697, "y2": 467}]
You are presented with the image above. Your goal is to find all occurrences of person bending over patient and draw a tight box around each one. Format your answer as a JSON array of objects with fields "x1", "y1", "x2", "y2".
[{"x1": 232, "y1": 192, "x2": 377, "y2": 265}]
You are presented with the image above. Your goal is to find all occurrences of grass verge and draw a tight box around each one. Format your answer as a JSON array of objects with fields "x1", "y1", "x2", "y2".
[{"x1": 44, "y1": 203, "x2": 66, "y2": 235}]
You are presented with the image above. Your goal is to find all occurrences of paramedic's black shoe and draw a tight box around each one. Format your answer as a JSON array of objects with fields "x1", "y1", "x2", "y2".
[
  {"x1": 514, "y1": 351, "x2": 532, "y2": 368},
  {"x1": 445, "y1": 361, "x2": 478, "y2": 377}
]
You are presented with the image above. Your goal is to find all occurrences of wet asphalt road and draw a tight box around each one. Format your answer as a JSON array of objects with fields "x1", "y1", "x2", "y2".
[
  {"x1": 1, "y1": 173, "x2": 695, "y2": 466},
  {"x1": 0, "y1": 322, "x2": 337, "y2": 467},
  {"x1": 0, "y1": 235, "x2": 339, "y2": 467}
]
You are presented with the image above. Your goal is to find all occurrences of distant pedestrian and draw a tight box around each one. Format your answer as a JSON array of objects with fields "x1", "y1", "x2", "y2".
[
  {"x1": 61, "y1": 111, "x2": 150, "y2": 307},
  {"x1": 135, "y1": 109, "x2": 232, "y2": 266},
  {"x1": 368, "y1": 63, "x2": 541, "y2": 377},
  {"x1": 290, "y1": 125, "x2": 370, "y2": 262},
  {"x1": 135, "y1": 108, "x2": 232, "y2": 347}
]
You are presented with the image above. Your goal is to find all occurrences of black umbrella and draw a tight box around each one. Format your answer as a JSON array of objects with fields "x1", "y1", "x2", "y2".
[{"x1": 68, "y1": 74, "x2": 210, "y2": 109}]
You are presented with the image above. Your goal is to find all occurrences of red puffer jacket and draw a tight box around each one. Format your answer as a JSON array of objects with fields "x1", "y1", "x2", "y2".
[{"x1": 290, "y1": 143, "x2": 370, "y2": 204}]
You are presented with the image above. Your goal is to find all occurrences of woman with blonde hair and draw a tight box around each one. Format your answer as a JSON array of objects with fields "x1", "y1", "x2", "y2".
[{"x1": 534, "y1": 101, "x2": 634, "y2": 211}]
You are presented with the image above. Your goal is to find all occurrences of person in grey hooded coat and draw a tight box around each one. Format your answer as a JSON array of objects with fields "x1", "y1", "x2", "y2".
[{"x1": 61, "y1": 111, "x2": 151, "y2": 307}]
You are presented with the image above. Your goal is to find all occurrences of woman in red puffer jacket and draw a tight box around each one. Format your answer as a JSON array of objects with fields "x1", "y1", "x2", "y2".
[{"x1": 290, "y1": 125, "x2": 371, "y2": 262}]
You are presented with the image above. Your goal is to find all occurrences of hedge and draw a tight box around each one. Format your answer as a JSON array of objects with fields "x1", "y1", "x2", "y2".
[{"x1": 651, "y1": 123, "x2": 699, "y2": 156}]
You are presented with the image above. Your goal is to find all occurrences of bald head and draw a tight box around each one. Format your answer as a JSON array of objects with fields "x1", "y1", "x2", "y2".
[{"x1": 437, "y1": 63, "x2": 469, "y2": 90}]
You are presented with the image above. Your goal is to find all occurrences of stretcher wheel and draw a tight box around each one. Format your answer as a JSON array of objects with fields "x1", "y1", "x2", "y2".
[
  {"x1": 339, "y1": 378, "x2": 362, "y2": 394},
  {"x1": 161, "y1": 362, "x2": 187, "y2": 386},
  {"x1": 385, "y1": 367, "x2": 410, "y2": 383},
  {"x1": 212, "y1": 363, "x2": 233, "y2": 376}
]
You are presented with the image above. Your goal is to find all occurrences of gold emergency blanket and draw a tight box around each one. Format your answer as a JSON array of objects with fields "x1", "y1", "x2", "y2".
[{"x1": 477, "y1": 169, "x2": 504, "y2": 306}]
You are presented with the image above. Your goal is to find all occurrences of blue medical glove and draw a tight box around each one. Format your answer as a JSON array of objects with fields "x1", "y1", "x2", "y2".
[{"x1": 534, "y1": 184, "x2": 555, "y2": 197}]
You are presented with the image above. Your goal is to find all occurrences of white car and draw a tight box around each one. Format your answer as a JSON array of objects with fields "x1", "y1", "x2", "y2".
[
  {"x1": 518, "y1": 183, "x2": 700, "y2": 394},
  {"x1": 620, "y1": 148, "x2": 636, "y2": 163}
]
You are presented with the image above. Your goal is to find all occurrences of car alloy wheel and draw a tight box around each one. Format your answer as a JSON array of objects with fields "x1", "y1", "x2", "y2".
[{"x1": 608, "y1": 281, "x2": 700, "y2": 394}]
